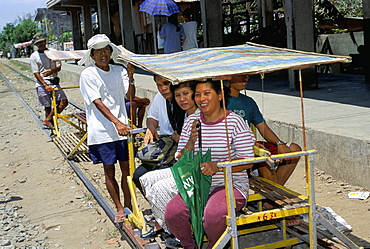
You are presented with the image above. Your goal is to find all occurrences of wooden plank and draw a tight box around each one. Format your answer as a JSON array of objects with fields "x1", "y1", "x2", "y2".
[
  {"x1": 249, "y1": 181, "x2": 296, "y2": 209},
  {"x1": 53, "y1": 137, "x2": 71, "y2": 154},
  {"x1": 252, "y1": 177, "x2": 307, "y2": 203},
  {"x1": 250, "y1": 178, "x2": 308, "y2": 208},
  {"x1": 249, "y1": 185, "x2": 294, "y2": 209},
  {"x1": 67, "y1": 133, "x2": 88, "y2": 151},
  {"x1": 59, "y1": 135, "x2": 74, "y2": 152}
]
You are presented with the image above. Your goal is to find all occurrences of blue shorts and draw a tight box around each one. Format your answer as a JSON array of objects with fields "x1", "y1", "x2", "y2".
[
  {"x1": 89, "y1": 140, "x2": 128, "y2": 165},
  {"x1": 125, "y1": 101, "x2": 130, "y2": 114}
]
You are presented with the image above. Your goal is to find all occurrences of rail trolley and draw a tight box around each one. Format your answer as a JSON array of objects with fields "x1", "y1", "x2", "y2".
[{"x1": 45, "y1": 43, "x2": 362, "y2": 249}]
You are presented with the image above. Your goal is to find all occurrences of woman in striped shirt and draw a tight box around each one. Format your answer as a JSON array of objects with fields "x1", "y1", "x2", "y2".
[{"x1": 165, "y1": 80, "x2": 255, "y2": 249}]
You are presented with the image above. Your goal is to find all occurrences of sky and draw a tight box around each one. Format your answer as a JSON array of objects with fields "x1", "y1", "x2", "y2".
[{"x1": 0, "y1": 0, "x2": 47, "y2": 32}]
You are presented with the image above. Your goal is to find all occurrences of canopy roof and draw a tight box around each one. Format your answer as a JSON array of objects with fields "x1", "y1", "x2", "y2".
[
  {"x1": 13, "y1": 40, "x2": 33, "y2": 49},
  {"x1": 44, "y1": 42, "x2": 350, "y2": 83},
  {"x1": 116, "y1": 42, "x2": 351, "y2": 83},
  {"x1": 45, "y1": 49, "x2": 86, "y2": 61}
]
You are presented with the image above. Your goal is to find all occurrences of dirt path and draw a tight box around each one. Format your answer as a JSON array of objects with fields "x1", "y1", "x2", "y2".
[{"x1": 286, "y1": 160, "x2": 370, "y2": 247}]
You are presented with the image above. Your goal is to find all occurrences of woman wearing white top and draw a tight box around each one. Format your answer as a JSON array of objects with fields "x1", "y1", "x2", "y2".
[{"x1": 139, "y1": 81, "x2": 199, "y2": 239}]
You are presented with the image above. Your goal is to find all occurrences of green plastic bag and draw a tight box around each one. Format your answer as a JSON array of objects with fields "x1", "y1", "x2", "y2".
[{"x1": 170, "y1": 149, "x2": 212, "y2": 246}]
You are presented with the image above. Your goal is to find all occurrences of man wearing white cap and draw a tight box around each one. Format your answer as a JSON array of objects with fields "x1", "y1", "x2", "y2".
[{"x1": 79, "y1": 34, "x2": 135, "y2": 222}]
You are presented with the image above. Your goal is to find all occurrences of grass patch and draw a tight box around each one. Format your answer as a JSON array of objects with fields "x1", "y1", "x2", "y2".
[
  {"x1": 9, "y1": 60, "x2": 31, "y2": 72},
  {"x1": 86, "y1": 192, "x2": 94, "y2": 202},
  {"x1": 105, "y1": 228, "x2": 120, "y2": 239}
]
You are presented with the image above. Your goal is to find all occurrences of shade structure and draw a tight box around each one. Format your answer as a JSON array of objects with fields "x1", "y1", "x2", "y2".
[
  {"x1": 115, "y1": 42, "x2": 351, "y2": 84},
  {"x1": 170, "y1": 149, "x2": 212, "y2": 246},
  {"x1": 45, "y1": 50, "x2": 87, "y2": 61},
  {"x1": 139, "y1": 0, "x2": 181, "y2": 16},
  {"x1": 43, "y1": 43, "x2": 350, "y2": 83}
]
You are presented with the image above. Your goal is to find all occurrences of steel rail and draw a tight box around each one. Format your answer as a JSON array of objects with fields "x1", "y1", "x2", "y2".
[
  {"x1": 1, "y1": 61, "x2": 85, "y2": 111},
  {"x1": 0, "y1": 63, "x2": 138, "y2": 248}
]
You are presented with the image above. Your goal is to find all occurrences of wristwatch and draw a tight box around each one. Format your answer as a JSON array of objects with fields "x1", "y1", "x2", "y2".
[{"x1": 276, "y1": 140, "x2": 286, "y2": 146}]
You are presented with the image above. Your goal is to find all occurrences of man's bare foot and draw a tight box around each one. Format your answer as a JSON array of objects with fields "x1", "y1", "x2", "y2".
[
  {"x1": 117, "y1": 209, "x2": 125, "y2": 216},
  {"x1": 42, "y1": 120, "x2": 54, "y2": 129}
]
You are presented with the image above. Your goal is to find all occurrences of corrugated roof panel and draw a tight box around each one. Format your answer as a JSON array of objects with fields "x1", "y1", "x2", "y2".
[{"x1": 46, "y1": 0, "x2": 61, "y2": 9}]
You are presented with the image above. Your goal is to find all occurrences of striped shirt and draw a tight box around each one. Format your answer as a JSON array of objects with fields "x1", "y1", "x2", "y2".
[{"x1": 177, "y1": 111, "x2": 255, "y2": 198}]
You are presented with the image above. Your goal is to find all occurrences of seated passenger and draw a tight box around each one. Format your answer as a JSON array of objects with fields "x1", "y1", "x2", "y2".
[
  {"x1": 132, "y1": 75, "x2": 185, "y2": 193},
  {"x1": 227, "y1": 74, "x2": 302, "y2": 226},
  {"x1": 138, "y1": 81, "x2": 199, "y2": 240},
  {"x1": 125, "y1": 96, "x2": 150, "y2": 128},
  {"x1": 227, "y1": 74, "x2": 301, "y2": 186},
  {"x1": 165, "y1": 80, "x2": 255, "y2": 249}
]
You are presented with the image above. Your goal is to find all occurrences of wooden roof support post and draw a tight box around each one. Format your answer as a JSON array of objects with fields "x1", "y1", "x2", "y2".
[
  {"x1": 118, "y1": 0, "x2": 135, "y2": 52},
  {"x1": 97, "y1": 0, "x2": 110, "y2": 36},
  {"x1": 70, "y1": 9, "x2": 83, "y2": 50},
  {"x1": 363, "y1": 0, "x2": 370, "y2": 83},
  {"x1": 257, "y1": 0, "x2": 274, "y2": 29},
  {"x1": 82, "y1": 3, "x2": 93, "y2": 48},
  {"x1": 200, "y1": 0, "x2": 223, "y2": 47},
  {"x1": 284, "y1": 0, "x2": 317, "y2": 90}
]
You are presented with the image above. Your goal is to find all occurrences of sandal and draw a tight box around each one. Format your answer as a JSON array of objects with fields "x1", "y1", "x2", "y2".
[
  {"x1": 285, "y1": 215, "x2": 301, "y2": 226},
  {"x1": 114, "y1": 214, "x2": 126, "y2": 223}
]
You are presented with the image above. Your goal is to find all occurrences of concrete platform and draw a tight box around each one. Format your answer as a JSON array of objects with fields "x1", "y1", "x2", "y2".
[{"x1": 15, "y1": 57, "x2": 370, "y2": 189}]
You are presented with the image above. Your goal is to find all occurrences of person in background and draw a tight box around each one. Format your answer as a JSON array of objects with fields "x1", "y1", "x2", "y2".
[
  {"x1": 159, "y1": 13, "x2": 186, "y2": 54},
  {"x1": 79, "y1": 34, "x2": 135, "y2": 223},
  {"x1": 30, "y1": 33, "x2": 68, "y2": 129},
  {"x1": 181, "y1": 8, "x2": 198, "y2": 51}
]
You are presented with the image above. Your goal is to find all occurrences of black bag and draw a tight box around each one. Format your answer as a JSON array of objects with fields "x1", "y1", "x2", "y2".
[
  {"x1": 51, "y1": 77, "x2": 60, "y2": 85},
  {"x1": 136, "y1": 135, "x2": 177, "y2": 170}
]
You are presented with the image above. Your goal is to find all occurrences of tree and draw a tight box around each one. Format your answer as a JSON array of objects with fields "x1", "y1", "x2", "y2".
[
  {"x1": 314, "y1": 0, "x2": 363, "y2": 34},
  {"x1": 330, "y1": 0, "x2": 362, "y2": 17},
  {"x1": 41, "y1": 18, "x2": 56, "y2": 42},
  {"x1": 13, "y1": 18, "x2": 39, "y2": 43},
  {"x1": 0, "y1": 23, "x2": 15, "y2": 52},
  {"x1": 0, "y1": 17, "x2": 40, "y2": 52},
  {"x1": 59, "y1": 31, "x2": 73, "y2": 43}
]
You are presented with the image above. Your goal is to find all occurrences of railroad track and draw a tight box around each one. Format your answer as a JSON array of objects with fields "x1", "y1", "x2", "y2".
[{"x1": 0, "y1": 60, "x2": 140, "y2": 248}]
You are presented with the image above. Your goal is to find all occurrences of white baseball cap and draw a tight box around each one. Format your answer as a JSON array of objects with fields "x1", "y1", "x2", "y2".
[{"x1": 78, "y1": 34, "x2": 124, "y2": 67}]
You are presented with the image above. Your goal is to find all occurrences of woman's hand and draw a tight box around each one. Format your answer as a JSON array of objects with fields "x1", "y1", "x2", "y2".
[
  {"x1": 277, "y1": 143, "x2": 291, "y2": 154},
  {"x1": 127, "y1": 63, "x2": 135, "y2": 83},
  {"x1": 189, "y1": 119, "x2": 200, "y2": 144},
  {"x1": 171, "y1": 131, "x2": 180, "y2": 142},
  {"x1": 200, "y1": 161, "x2": 218, "y2": 176},
  {"x1": 255, "y1": 142, "x2": 268, "y2": 150},
  {"x1": 144, "y1": 128, "x2": 155, "y2": 145}
]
